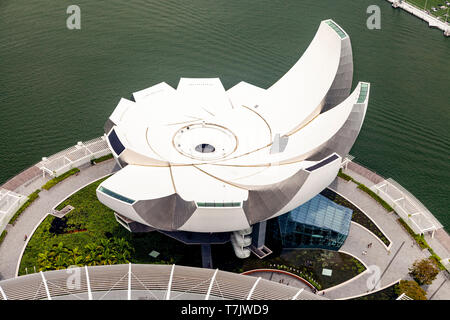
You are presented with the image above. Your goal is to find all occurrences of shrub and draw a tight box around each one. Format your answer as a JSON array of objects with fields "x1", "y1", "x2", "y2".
[
  {"x1": 90, "y1": 153, "x2": 113, "y2": 165},
  {"x1": 357, "y1": 184, "x2": 394, "y2": 212},
  {"x1": 0, "y1": 230, "x2": 7, "y2": 246},
  {"x1": 394, "y1": 280, "x2": 427, "y2": 300},
  {"x1": 42, "y1": 168, "x2": 80, "y2": 190},
  {"x1": 10, "y1": 189, "x2": 41, "y2": 225},
  {"x1": 336, "y1": 170, "x2": 394, "y2": 212},
  {"x1": 409, "y1": 258, "x2": 439, "y2": 285},
  {"x1": 397, "y1": 219, "x2": 446, "y2": 270},
  {"x1": 397, "y1": 218, "x2": 428, "y2": 249},
  {"x1": 337, "y1": 169, "x2": 353, "y2": 182}
]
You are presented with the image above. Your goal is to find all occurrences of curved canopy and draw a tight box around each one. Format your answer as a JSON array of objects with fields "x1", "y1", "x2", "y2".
[{"x1": 97, "y1": 19, "x2": 370, "y2": 232}]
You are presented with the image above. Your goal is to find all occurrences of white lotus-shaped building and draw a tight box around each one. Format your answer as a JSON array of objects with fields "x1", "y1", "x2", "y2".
[{"x1": 97, "y1": 19, "x2": 370, "y2": 234}]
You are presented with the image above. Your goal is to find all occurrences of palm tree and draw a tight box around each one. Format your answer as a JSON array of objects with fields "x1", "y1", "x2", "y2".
[
  {"x1": 68, "y1": 247, "x2": 84, "y2": 266},
  {"x1": 84, "y1": 243, "x2": 100, "y2": 266},
  {"x1": 113, "y1": 238, "x2": 134, "y2": 263},
  {"x1": 54, "y1": 255, "x2": 67, "y2": 270},
  {"x1": 37, "y1": 251, "x2": 53, "y2": 271},
  {"x1": 98, "y1": 248, "x2": 116, "y2": 265}
]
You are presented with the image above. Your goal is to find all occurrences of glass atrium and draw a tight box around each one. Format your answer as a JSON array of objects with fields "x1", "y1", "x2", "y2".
[{"x1": 276, "y1": 194, "x2": 353, "y2": 250}]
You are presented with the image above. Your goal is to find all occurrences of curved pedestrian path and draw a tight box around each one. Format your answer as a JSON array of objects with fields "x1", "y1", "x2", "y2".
[
  {"x1": 323, "y1": 177, "x2": 449, "y2": 300},
  {"x1": 0, "y1": 160, "x2": 117, "y2": 280},
  {"x1": 242, "y1": 269, "x2": 315, "y2": 292},
  {"x1": 0, "y1": 159, "x2": 448, "y2": 300}
]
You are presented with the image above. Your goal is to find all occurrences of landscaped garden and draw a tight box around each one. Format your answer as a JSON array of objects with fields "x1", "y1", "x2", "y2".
[
  {"x1": 19, "y1": 177, "x2": 201, "y2": 275},
  {"x1": 406, "y1": 0, "x2": 450, "y2": 20},
  {"x1": 20, "y1": 177, "x2": 367, "y2": 291},
  {"x1": 353, "y1": 280, "x2": 428, "y2": 300},
  {"x1": 353, "y1": 282, "x2": 399, "y2": 300},
  {"x1": 320, "y1": 188, "x2": 391, "y2": 247},
  {"x1": 212, "y1": 220, "x2": 366, "y2": 290}
]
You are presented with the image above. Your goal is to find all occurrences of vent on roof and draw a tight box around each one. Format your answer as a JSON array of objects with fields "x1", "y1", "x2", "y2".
[{"x1": 270, "y1": 134, "x2": 289, "y2": 154}]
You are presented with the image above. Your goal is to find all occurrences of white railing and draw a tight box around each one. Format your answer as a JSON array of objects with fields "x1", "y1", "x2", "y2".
[
  {"x1": 396, "y1": 293, "x2": 413, "y2": 300},
  {"x1": 388, "y1": 0, "x2": 450, "y2": 35},
  {"x1": 371, "y1": 178, "x2": 442, "y2": 235},
  {"x1": 0, "y1": 189, "x2": 28, "y2": 235},
  {"x1": 37, "y1": 136, "x2": 110, "y2": 178}
]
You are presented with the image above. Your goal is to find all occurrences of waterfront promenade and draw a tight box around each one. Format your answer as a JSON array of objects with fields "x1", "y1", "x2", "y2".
[
  {"x1": 325, "y1": 176, "x2": 449, "y2": 300},
  {"x1": 388, "y1": 0, "x2": 450, "y2": 36},
  {"x1": 0, "y1": 160, "x2": 117, "y2": 280},
  {"x1": 0, "y1": 141, "x2": 448, "y2": 299}
]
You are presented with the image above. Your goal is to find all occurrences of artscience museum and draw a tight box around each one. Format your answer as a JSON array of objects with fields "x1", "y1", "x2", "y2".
[{"x1": 96, "y1": 19, "x2": 370, "y2": 259}]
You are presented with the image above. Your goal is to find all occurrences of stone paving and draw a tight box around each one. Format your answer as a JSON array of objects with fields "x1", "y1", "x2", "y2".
[
  {"x1": 245, "y1": 271, "x2": 315, "y2": 292},
  {"x1": 0, "y1": 159, "x2": 448, "y2": 300},
  {"x1": 0, "y1": 160, "x2": 117, "y2": 280},
  {"x1": 324, "y1": 177, "x2": 449, "y2": 300}
]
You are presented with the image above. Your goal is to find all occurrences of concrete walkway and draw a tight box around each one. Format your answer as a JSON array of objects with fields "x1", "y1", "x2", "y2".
[
  {"x1": 0, "y1": 160, "x2": 448, "y2": 300},
  {"x1": 244, "y1": 270, "x2": 315, "y2": 292},
  {"x1": 324, "y1": 177, "x2": 449, "y2": 300},
  {"x1": 0, "y1": 160, "x2": 117, "y2": 280}
]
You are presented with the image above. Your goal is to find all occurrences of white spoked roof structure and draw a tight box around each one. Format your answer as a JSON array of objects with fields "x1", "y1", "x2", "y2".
[
  {"x1": 97, "y1": 19, "x2": 370, "y2": 233},
  {"x1": 0, "y1": 264, "x2": 326, "y2": 300}
]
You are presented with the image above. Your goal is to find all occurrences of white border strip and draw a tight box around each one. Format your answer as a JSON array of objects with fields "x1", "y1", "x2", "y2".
[
  {"x1": 0, "y1": 286, "x2": 7, "y2": 300},
  {"x1": 40, "y1": 271, "x2": 52, "y2": 300},
  {"x1": 350, "y1": 221, "x2": 390, "y2": 251},
  {"x1": 128, "y1": 263, "x2": 132, "y2": 300},
  {"x1": 328, "y1": 185, "x2": 393, "y2": 251},
  {"x1": 246, "y1": 277, "x2": 261, "y2": 300},
  {"x1": 85, "y1": 266, "x2": 93, "y2": 300},
  {"x1": 166, "y1": 264, "x2": 175, "y2": 300},
  {"x1": 322, "y1": 249, "x2": 370, "y2": 295},
  {"x1": 338, "y1": 279, "x2": 401, "y2": 300},
  {"x1": 292, "y1": 288, "x2": 304, "y2": 300},
  {"x1": 205, "y1": 269, "x2": 219, "y2": 300}
]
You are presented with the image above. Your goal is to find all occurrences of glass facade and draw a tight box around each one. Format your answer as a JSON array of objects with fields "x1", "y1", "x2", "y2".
[
  {"x1": 197, "y1": 202, "x2": 241, "y2": 207},
  {"x1": 108, "y1": 129, "x2": 125, "y2": 155},
  {"x1": 325, "y1": 20, "x2": 347, "y2": 39},
  {"x1": 276, "y1": 194, "x2": 353, "y2": 251},
  {"x1": 98, "y1": 186, "x2": 135, "y2": 204},
  {"x1": 357, "y1": 83, "x2": 369, "y2": 103}
]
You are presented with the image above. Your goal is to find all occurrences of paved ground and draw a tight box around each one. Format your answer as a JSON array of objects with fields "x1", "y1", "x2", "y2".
[
  {"x1": 0, "y1": 160, "x2": 117, "y2": 280},
  {"x1": 245, "y1": 271, "x2": 315, "y2": 292},
  {"x1": 324, "y1": 177, "x2": 449, "y2": 300},
  {"x1": 0, "y1": 160, "x2": 448, "y2": 300}
]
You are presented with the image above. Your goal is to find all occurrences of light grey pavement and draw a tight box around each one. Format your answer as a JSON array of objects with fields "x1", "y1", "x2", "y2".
[
  {"x1": 324, "y1": 177, "x2": 449, "y2": 300},
  {"x1": 245, "y1": 270, "x2": 315, "y2": 292},
  {"x1": 0, "y1": 160, "x2": 117, "y2": 280},
  {"x1": 0, "y1": 161, "x2": 448, "y2": 300}
]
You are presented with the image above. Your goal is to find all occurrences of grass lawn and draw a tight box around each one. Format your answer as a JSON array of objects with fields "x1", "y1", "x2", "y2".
[
  {"x1": 406, "y1": 0, "x2": 450, "y2": 20},
  {"x1": 20, "y1": 177, "x2": 366, "y2": 291},
  {"x1": 19, "y1": 177, "x2": 201, "y2": 275},
  {"x1": 353, "y1": 282, "x2": 399, "y2": 300}
]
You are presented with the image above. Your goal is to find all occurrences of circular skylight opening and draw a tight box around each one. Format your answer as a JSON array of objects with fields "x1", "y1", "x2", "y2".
[{"x1": 195, "y1": 143, "x2": 215, "y2": 153}]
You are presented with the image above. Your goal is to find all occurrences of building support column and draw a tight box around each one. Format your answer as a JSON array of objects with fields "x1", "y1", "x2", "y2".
[
  {"x1": 251, "y1": 220, "x2": 267, "y2": 249},
  {"x1": 201, "y1": 244, "x2": 213, "y2": 269}
]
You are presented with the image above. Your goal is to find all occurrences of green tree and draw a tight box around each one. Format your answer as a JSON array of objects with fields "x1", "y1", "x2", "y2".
[
  {"x1": 395, "y1": 280, "x2": 427, "y2": 300},
  {"x1": 37, "y1": 251, "x2": 53, "y2": 271},
  {"x1": 84, "y1": 243, "x2": 101, "y2": 266},
  {"x1": 113, "y1": 238, "x2": 134, "y2": 263},
  {"x1": 98, "y1": 248, "x2": 117, "y2": 265},
  {"x1": 409, "y1": 258, "x2": 439, "y2": 285},
  {"x1": 68, "y1": 247, "x2": 84, "y2": 266}
]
